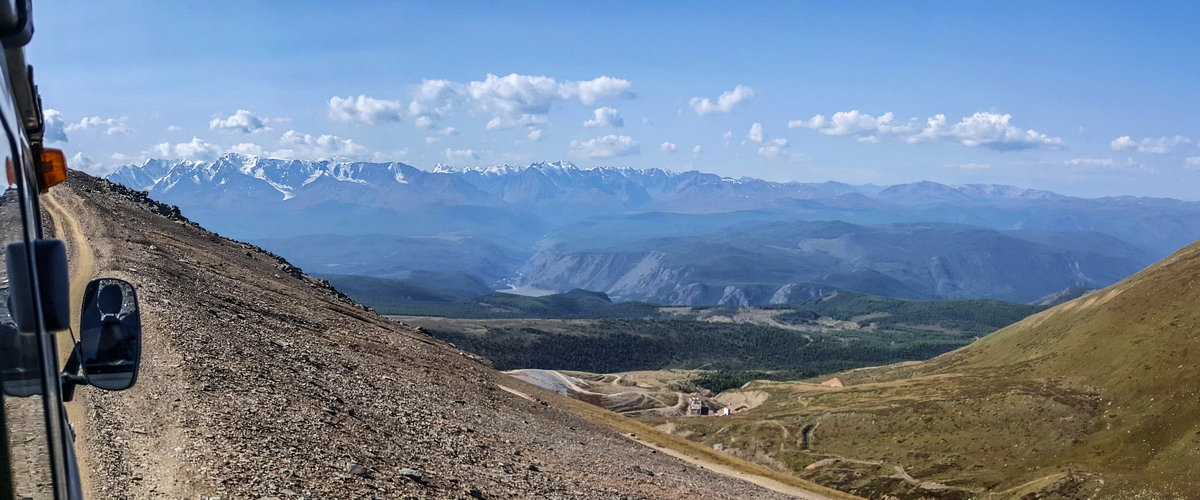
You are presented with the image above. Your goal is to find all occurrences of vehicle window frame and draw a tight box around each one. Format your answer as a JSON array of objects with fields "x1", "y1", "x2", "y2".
[{"x1": 0, "y1": 48, "x2": 77, "y2": 499}]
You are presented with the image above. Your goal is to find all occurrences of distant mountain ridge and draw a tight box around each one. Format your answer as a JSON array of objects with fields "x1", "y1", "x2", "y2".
[
  {"x1": 109, "y1": 154, "x2": 1089, "y2": 212},
  {"x1": 108, "y1": 154, "x2": 1200, "y2": 305}
]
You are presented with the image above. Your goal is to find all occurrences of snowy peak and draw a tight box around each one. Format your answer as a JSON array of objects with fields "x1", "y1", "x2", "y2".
[
  {"x1": 106, "y1": 153, "x2": 1083, "y2": 213},
  {"x1": 109, "y1": 154, "x2": 428, "y2": 201}
]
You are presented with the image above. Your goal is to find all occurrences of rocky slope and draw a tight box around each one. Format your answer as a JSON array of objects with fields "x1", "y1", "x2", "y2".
[{"x1": 50, "y1": 171, "x2": 826, "y2": 499}]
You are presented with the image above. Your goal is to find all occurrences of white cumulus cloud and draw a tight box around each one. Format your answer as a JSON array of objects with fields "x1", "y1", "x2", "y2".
[
  {"x1": 789, "y1": 110, "x2": 914, "y2": 139},
  {"x1": 1064, "y1": 157, "x2": 1152, "y2": 173},
  {"x1": 1185, "y1": 156, "x2": 1200, "y2": 170},
  {"x1": 907, "y1": 112, "x2": 1063, "y2": 150},
  {"x1": 370, "y1": 149, "x2": 409, "y2": 162},
  {"x1": 444, "y1": 147, "x2": 479, "y2": 163},
  {"x1": 412, "y1": 74, "x2": 634, "y2": 127},
  {"x1": 465, "y1": 73, "x2": 564, "y2": 115},
  {"x1": 1065, "y1": 158, "x2": 1116, "y2": 167},
  {"x1": 69, "y1": 152, "x2": 111, "y2": 175},
  {"x1": 660, "y1": 142, "x2": 677, "y2": 153},
  {"x1": 583, "y1": 107, "x2": 624, "y2": 128},
  {"x1": 66, "y1": 116, "x2": 131, "y2": 136},
  {"x1": 274, "y1": 130, "x2": 367, "y2": 160},
  {"x1": 230, "y1": 143, "x2": 266, "y2": 156},
  {"x1": 569, "y1": 76, "x2": 635, "y2": 106},
  {"x1": 747, "y1": 122, "x2": 765, "y2": 143},
  {"x1": 692, "y1": 145, "x2": 703, "y2": 155},
  {"x1": 791, "y1": 110, "x2": 1062, "y2": 151},
  {"x1": 1110, "y1": 135, "x2": 1191, "y2": 154},
  {"x1": 689, "y1": 85, "x2": 754, "y2": 115},
  {"x1": 43, "y1": 109, "x2": 67, "y2": 142},
  {"x1": 148, "y1": 137, "x2": 222, "y2": 161},
  {"x1": 757, "y1": 138, "x2": 790, "y2": 158},
  {"x1": 328, "y1": 95, "x2": 404, "y2": 124},
  {"x1": 743, "y1": 122, "x2": 789, "y2": 157},
  {"x1": 485, "y1": 114, "x2": 547, "y2": 130},
  {"x1": 569, "y1": 134, "x2": 640, "y2": 158},
  {"x1": 209, "y1": 109, "x2": 271, "y2": 134},
  {"x1": 527, "y1": 128, "x2": 544, "y2": 141}
]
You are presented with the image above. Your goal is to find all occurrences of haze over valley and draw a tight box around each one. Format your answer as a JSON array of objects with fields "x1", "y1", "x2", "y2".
[{"x1": 108, "y1": 155, "x2": 1198, "y2": 306}]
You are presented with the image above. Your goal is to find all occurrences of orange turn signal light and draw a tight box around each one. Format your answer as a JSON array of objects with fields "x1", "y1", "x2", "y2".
[{"x1": 37, "y1": 148, "x2": 67, "y2": 193}]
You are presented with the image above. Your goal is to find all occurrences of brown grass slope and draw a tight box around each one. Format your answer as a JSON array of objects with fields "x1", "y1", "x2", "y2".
[
  {"x1": 49, "y1": 171, "x2": 844, "y2": 499},
  {"x1": 669, "y1": 238, "x2": 1200, "y2": 498}
]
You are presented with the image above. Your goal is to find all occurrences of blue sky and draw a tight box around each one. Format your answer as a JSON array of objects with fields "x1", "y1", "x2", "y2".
[{"x1": 28, "y1": 1, "x2": 1200, "y2": 198}]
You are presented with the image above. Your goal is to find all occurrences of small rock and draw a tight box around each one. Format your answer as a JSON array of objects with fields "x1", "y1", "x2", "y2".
[
  {"x1": 527, "y1": 464, "x2": 539, "y2": 472},
  {"x1": 630, "y1": 465, "x2": 655, "y2": 477},
  {"x1": 347, "y1": 463, "x2": 370, "y2": 478},
  {"x1": 468, "y1": 490, "x2": 485, "y2": 499},
  {"x1": 712, "y1": 443, "x2": 724, "y2": 451},
  {"x1": 398, "y1": 468, "x2": 423, "y2": 482}
]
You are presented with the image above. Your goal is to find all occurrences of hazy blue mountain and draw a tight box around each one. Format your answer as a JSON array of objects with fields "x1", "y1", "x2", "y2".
[
  {"x1": 107, "y1": 154, "x2": 1200, "y2": 305},
  {"x1": 515, "y1": 220, "x2": 1147, "y2": 304},
  {"x1": 252, "y1": 233, "x2": 527, "y2": 284}
]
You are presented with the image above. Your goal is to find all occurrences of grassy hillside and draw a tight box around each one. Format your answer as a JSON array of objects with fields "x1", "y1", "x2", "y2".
[{"x1": 665, "y1": 239, "x2": 1200, "y2": 498}]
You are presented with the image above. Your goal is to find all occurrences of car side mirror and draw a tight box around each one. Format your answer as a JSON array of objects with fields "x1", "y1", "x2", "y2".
[{"x1": 77, "y1": 278, "x2": 141, "y2": 391}]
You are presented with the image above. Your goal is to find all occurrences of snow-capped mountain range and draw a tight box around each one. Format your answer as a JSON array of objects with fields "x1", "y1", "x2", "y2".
[
  {"x1": 109, "y1": 154, "x2": 1066, "y2": 212},
  {"x1": 106, "y1": 154, "x2": 1200, "y2": 305}
]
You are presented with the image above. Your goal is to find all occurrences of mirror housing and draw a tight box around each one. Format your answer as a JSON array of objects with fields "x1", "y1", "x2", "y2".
[
  {"x1": 5, "y1": 238, "x2": 70, "y2": 332},
  {"x1": 77, "y1": 278, "x2": 141, "y2": 391}
]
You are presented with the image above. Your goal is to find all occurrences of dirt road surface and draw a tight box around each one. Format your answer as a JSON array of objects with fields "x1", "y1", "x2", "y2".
[{"x1": 44, "y1": 191, "x2": 96, "y2": 495}]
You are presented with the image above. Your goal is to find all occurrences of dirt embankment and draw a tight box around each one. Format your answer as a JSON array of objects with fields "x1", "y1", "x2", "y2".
[{"x1": 54, "y1": 171, "x2": 817, "y2": 499}]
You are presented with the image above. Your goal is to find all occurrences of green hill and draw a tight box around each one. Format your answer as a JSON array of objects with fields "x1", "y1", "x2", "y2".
[{"x1": 666, "y1": 239, "x2": 1200, "y2": 498}]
